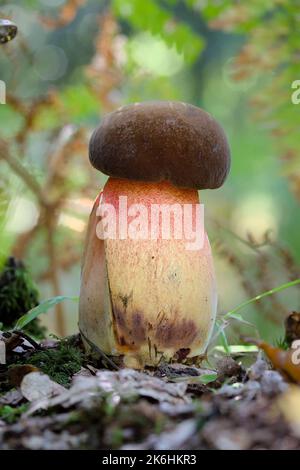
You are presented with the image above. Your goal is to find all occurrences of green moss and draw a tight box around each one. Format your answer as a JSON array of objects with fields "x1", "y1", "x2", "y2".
[
  {"x1": 25, "y1": 338, "x2": 84, "y2": 386},
  {"x1": 0, "y1": 257, "x2": 45, "y2": 339},
  {"x1": 0, "y1": 404, "x2": 29, "y2": 423}
]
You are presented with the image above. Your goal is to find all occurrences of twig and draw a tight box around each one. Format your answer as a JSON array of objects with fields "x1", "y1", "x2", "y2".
[
  {"x1": 45, "y1": 211, "x2": 66, "y2": 337},
  {"x1": 12, "y1": 330, "x2": 43, "y2": 350},
  {"x1": 0, "y1": 139, "x2": 48, "y2": 207},
  {"x1": 79, "y1": 328, "x2": 119, "y2": 370}
]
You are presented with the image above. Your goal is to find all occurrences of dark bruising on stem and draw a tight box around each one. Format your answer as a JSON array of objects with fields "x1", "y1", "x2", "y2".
[
  {"x1": 106, "y1": 276, "x2": 147, "y2": 351},
  {"x1": 155, "y1": 316, "x2": 198, "y2": 349},
  {"x1": 112, "y1": 306, "x2": 147, "y2": 350},
  {"x1": 111, "y1": 299, "x2": 199, "y2": 353}
]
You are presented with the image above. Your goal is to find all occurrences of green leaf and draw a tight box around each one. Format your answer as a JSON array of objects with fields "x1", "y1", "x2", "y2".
[
  {"x1": 14, "y1": 296, "x2": 78, "y2": 330},
  {"x1": 112, "y1": 0, "x2": 204, "y2": 63},
  {"x1": 214, "y1": 345, "x2": 258, "y2": 354},
  {"x1": 199, "y1": 373, "x2": 218, "y2": 384},
  {"x1": 200, "y1": 0, "x2": 233, "y2": 20}
]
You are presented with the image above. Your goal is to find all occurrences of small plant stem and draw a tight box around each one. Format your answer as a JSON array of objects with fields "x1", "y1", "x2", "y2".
[{"x1": 225, "y1": 279, "x2": 300, "y2": 319}]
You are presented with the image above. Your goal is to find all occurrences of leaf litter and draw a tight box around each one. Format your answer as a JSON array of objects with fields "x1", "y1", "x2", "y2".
[{"x1": 1, "y1": 330, "x2": 300, "y2": 449}]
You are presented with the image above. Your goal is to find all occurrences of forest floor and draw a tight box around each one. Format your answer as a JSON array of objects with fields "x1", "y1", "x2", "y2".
[{"x1": 1, "y1": 332, "x2": 300, "y2": 450}]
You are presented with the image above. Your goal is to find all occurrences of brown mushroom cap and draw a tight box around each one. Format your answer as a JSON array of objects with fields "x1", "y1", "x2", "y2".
[{"x1": 89, "y1": 101, "x2": 231, "y2": 190}]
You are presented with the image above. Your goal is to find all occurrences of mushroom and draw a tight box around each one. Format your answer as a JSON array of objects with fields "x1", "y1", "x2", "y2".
[
  {"x1": 79, "y1": 101, "x2": 230, "y2": 368},
  {"x1": 0, "y1": 19, "x2": 17, "y2": 44}
]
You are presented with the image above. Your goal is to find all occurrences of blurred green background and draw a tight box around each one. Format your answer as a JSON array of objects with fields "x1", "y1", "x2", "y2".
[{"x1": 0, "y1": 0, "x2": 299, "y2": 345}]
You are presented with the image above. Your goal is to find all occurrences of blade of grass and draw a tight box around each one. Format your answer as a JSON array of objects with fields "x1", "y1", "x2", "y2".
[
  {"x1": 15, "y1": 295, "x2": 79, "y2": 330},
  {"x1": 219, "y1": 328, "x2": 230, "y2": 354},
  {"x1": 224, "y1": 279, "x2": 300, "y2": 320},
  {"x1": 227, "y1": 312, "x2": 256, "y2": 327},
  {"x1": 199, "y1": 373, "x2": 218, "y2": 384}
]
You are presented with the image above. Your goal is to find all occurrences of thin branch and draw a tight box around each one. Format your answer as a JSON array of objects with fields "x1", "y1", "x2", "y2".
[
  {"x1": 0, "y1": 139, "x2": 48, "y2": 207},
  {"x1": 45, "y1": 210, "x2": 66, "y2": 337}
]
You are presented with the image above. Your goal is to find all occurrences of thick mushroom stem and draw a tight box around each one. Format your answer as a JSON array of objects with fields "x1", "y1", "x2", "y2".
[{"x1": 79, "y1": 177, "x2": 217, "y2": 368}]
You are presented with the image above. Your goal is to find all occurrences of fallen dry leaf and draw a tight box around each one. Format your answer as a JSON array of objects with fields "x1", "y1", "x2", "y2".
[
  {"x1": 21, "y1": 372, "x2": 66, "y2": 402},
  {"x1": 94, "y1": 369, "x2": 189, "y2": 404},
  {"x1": 8, "y1": 364, "x2": 40, "y2": 387},
  {"x1": 245, "y1": 338, "x2": 300, "y2": 384},
  {"x1": 26, "y1": 368, "x2": 189, "y2": 416},
  {"x1": 0, "y1": 389, "x2": 24, "y2": 406}
]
